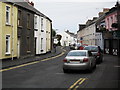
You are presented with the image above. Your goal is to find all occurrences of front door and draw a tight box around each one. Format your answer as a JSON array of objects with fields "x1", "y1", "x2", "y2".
[{"x1": 17, "y1": 39, "x2": 20, "y2": 58}]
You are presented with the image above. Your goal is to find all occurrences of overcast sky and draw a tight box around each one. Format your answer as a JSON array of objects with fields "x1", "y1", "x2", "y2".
[{"x1": 31, "y1": 0, "x2": 117, "y2": 33}]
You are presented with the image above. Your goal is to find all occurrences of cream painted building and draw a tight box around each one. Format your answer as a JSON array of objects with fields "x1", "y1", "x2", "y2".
[
  {"x1": 46, "y1": 18, "x2": 52, "y2": 52},
  {"x1": 0, "y1": 2, "x2": 18, "y2": 60},
  {"x1": 77, "y1": 21, "x2": 103, "y2": 49}
]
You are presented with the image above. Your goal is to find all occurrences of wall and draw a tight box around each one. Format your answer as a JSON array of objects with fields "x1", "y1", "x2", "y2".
[
  {"x1": 39, "y1": 16, "x2": 46, "y2": 54},
  {"x1": 46, "y1": 19, "x2": 51, "y2": 52},
  {"x1": 0, "y1": 2, "x2": 2, "y2": 59},
  {"x1": 59, "y1": 31, "x2": 76, "y2": 46},
  {"x1": 78, "y1": 23, "x2": 96, "y2": 45},
  {"x1": 105, "y1": 11, "x2": 117, "y2": 31},
  {"x1": 1, "y1": 2, "x2": 18, "y2": 59},
  {"x1": 17, "y1": 6, "x2": 35, "y2": 58},
  {"x1": 77, "y1": 22, "x2": 103, "y2": 49}
]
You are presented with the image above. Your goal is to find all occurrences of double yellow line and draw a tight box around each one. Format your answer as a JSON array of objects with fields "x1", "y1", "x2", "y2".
[
  {"x1": 68, "y1": 78, "x2": 86, "y2": 90},
  {"x1": 0, "y1": 47, "x2": 66, "y2": 72}
]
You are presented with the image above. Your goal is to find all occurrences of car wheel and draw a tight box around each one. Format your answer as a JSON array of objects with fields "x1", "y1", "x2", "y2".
[
  {"x1": 63, "y1": 68, "x2": 69, "y2": 73},
  {"x1": 101, "y1": 57, "x2": 103, "y2": 63},
  {"x1": 93, "y1": 63, "x2": 96, "y2": 69},
  {"x1": 87, "y1": 66, "x2": 93, "y2": 73}
]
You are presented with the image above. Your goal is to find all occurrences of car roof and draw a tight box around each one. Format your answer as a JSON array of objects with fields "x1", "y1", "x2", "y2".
[
  {"x1": 84, "y1": 45, "x2": 98, "y2": 47},
  {"x1": 69, "y1": 50, "x2": 88, "y2": 52}
]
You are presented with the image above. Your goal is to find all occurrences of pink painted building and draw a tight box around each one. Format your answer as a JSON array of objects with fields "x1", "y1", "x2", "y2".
[{"x1": 105, "y1": 7, "x2": 118, "y2": 31}]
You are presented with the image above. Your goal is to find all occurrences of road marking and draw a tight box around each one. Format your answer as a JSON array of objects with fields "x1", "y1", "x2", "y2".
[
  {"x1": 0, "y1": 61, "x2": 40, "y2": 72},
  {"x1": 68, "y1": 78, "x2": 86, "y2": 90},
  {"x1": 0, "y1": 50, "x2": 66, "y2": 72},
  {"x1": 79, "y1": 78, "x2": 86, "y2": 85},
  {"x1": 73, "y1": 86, "x2": 79, "y2": 90}
]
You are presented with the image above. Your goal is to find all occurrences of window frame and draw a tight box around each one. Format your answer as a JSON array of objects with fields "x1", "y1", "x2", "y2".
[
  {"x1": 6, "y1": 6, "x2": 11, "y2": 25},
  {"x1": 41, "y1": 17, "x2": 44, "y2": 31},
  {"x1": 27, "y1": 37, "x2": 30, "y2": 52},
  {"x1": 5, "y1": 35, "x2": 11, "y2": 55},
  {"x1": 18, "y1": 10, "x2": 22, "y2": 27},
  {"x1": 27, "y1": 13, "x2": 31, "y2": 29}
]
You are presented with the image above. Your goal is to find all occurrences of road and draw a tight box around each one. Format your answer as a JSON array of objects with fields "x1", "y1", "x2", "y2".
[{"x1": 2, "y1": 48, "x2": 119, "y2": 89}]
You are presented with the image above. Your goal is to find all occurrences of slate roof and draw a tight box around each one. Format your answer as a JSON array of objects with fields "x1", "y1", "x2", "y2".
[
  {"x1": 2, "y1": 0, "x2": 52, "y2": 22},
  {"x1": 65, "y1": 30, "x2": 77, "y2": 38}
]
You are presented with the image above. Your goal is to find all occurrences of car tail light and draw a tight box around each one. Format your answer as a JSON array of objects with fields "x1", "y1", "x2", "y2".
[
  {"x1": 97, "y1": 52, "x2": 100, "y2": 56},
  {"x1": 83, "y1": 58, "x2": 88, "y2": 62},
  {"x1": 63, "y1": 59, "x2": 67, "y2": 62}
]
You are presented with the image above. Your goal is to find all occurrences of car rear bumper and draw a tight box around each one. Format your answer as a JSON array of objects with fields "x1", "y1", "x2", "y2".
[{"x1": 63, "y1": 62, "x2": 90, "y2": 70}]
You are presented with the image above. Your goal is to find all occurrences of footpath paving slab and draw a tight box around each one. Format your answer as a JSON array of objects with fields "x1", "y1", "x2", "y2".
[{"x1": 2, "y1": 46, "x2": 65, "y2": 69}]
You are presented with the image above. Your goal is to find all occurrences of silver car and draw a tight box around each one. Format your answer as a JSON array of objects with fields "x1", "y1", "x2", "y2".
[
  {"x1": 83, "y1": 45, "x2": 103, "y2": 64},
  {"x1": 63, "y1": 50, "x2": 96, "y2": 73}
]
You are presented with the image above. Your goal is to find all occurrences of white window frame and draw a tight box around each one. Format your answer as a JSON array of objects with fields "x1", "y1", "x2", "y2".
[
  {"x1": 41, "y1": 17, "x2": 44, "y2": 30},
  {"x1": 41, "y1": 38, "x2": 43, "y2": 50},
  {"x1": 34, "y1": 16, "x2": 37, "y2": 29},
  {"x1": 5, "y1": 35, "x2": 11, "y2": 55},
  {"x1": 6, "y1": 6, "x2": 11, "y2": 25}
]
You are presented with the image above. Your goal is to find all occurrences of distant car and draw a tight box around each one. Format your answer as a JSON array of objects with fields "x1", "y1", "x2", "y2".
[
  {"x1": 70, "y1": 43, "x2": 76, "y2": 50},
  {"x1": 83, "y1": 45, "x2": 103, "y2": 63},
  {"x1": 74, "y1": 43, "x2": 81, "y2": 50},
  {"x1": 63, "y1": 50, "x2": 96, "y2": 73},
  {"x1": 78, "y1": 44, "x2": 88, "y2": 50}
]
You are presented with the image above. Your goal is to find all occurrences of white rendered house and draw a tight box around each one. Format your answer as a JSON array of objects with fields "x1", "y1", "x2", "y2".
[
  {"x1": 34, "y1": 14, "x2": 47, "y2": 55},
  {"x1": 58, "y1": 30, "x2": 77, "y2": 46}
]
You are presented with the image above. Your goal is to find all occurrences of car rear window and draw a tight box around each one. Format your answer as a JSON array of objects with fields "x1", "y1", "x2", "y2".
[
  {"x1": 84, "y1": 46, "x2": 98, "y2": 52},
  {"x1": 67, "y1": 51, "x2": 86, "y2": 56}
]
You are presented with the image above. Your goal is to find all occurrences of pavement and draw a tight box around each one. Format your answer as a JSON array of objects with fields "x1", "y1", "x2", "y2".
[{"x1": 2, "y1": 46, "x2": 69, "y2": 69}]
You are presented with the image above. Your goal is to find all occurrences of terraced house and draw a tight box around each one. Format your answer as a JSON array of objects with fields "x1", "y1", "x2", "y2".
[
  {"x1": 0, "y1": 1, "x2": 18, "y2": 60},
  {"x1": 15, "y1": 1, "x2": 36, "y2": 58},
  {"x1": 34, "y1": 12, "x2": 52, "y2": 55},
  {"x1": 0, "y1": 0, "x2": 52, "y2": 60}
]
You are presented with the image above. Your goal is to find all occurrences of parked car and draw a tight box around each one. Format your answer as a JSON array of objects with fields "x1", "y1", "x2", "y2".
[
  {"x1": 70, "y1": 43, "x2": 81, "y2": 50},
  {"x1": 63, "y1": 50, "x2": 96, "y2": 73},
  {"x1": 70, "y1": 43, "x2": 76, "y2": 50},
  {"x1": 74, "y1": 43, "x2": 81, "y2": 50},
  {"x1": 83, "y1": 45, "x2": 103, "y2": 63},
  {"x1": 78, "y1": 44, "x2": 88, "y2": 50}
]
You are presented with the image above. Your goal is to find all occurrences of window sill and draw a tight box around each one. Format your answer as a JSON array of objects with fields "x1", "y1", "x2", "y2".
[
  {"x1": 34, "y1": 29, "x2": 38, "y2": 31},
  {"x1": 27, "y1": 51, "x2": 31, "y2": 53},
  {"x1": 27, "y1": 28, "x2": 31, "y2": 30},
  {"x1": 41, "y1": 50, "x2": 44, "y2": 52},
  {"x1": 5, "y1": 53, "x2": 11, "y2": 56},
  {"x1": 41, "y1": 30, "x2": 44, "y2": 32},
  {"x1": 18, "y1": 26, "x2": 23, "y2": 28},
  {"x1": 6, "y1": 24, "x2": 11, "y2": 26}
]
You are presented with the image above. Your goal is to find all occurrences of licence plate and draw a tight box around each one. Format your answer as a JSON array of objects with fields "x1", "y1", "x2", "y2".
[{"x1": 70, "y1": 60, "x2": 80, "y2": 64}]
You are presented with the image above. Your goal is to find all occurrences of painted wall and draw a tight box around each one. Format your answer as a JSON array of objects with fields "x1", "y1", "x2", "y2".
[
  {"x1": 40, "y1": 16, "x2": 46, "y2": 54},
  {"x1": 58, "y1": 31, "x2": 77, "y2": 46},
  {"x1": 0, "y1": 2, "x2": 2, "y2": 59},
  {"x1": 34, "y1": 14, "x2": 40, "y2": 55},
  {"x1": 105, "y1": 11, "x2": 117, "y2": 31},
  {"x1": 77, "y1": 24, "x2": 96, "y2": 45},
  {"x1": 1, "y1": 2, "x2": 18, "y2": 59},
  {"x1": 46, "y1": 19, "x2": 51, "y2": 52},
  {"x1": 17, "y1": 6, "x2": 35, "y2": 58},
  {"x1": 77, "y1": 23, "x2": 103, "y2": 49}
]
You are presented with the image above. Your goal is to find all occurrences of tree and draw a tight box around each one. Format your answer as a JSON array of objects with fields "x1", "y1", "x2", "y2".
[
  {"x1": 52, "y1": 29, "x2": 56, "y2": 37},
  {"x1": 56, "y1": 34, "x2": 62, "y2": 46}
]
